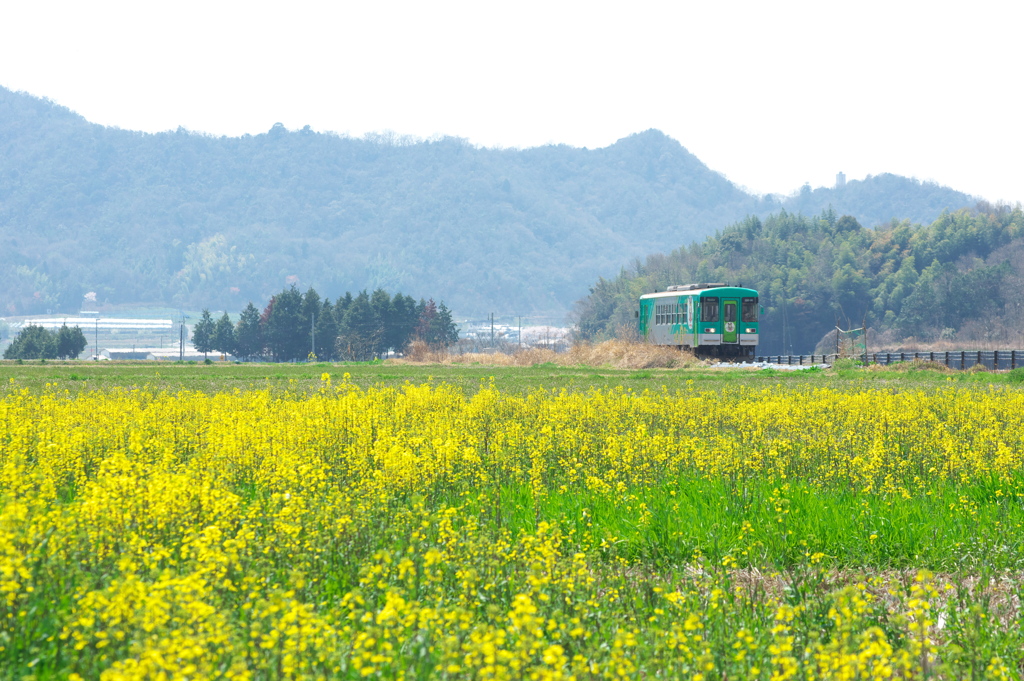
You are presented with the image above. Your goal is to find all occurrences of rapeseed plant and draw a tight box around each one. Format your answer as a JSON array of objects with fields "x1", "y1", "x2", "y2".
[{"x1": 0, "y1": 380, "x2": 1022, "y2": 677}]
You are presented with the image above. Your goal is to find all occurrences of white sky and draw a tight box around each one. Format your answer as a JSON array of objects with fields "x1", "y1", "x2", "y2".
[{"x1": 1, "y1": 0, "x2": 1021, "y2": 203}]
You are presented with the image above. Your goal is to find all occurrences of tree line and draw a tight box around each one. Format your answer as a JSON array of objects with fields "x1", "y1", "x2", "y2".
[
  {"x1": 574, "y1": 204, "x2": 1024, "y2": 354},
  {"x1": 2, "y1": 324, "x2": 88, "y2": 360},
  {"x1": 192, "y1": 286, "x2": 459, "y2": 361}
]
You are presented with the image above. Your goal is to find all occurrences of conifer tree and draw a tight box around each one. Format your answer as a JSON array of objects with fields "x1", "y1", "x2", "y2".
[
  {"x1": 213, "y1": 312, "x2": 236, "y2": 357},
  {"x1": 234, "y1": 302, "x2": 263, "y2": 361},
  {"x1": 193, "y1": 309, "x2": 215, "y2": 358}
]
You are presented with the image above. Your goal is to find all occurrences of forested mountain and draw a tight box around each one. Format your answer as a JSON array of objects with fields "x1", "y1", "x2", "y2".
[
  {"x1": 1, "y1": 86, "x2": 976, "y2": 319},
  {"x1": 574, "y1": 206, "x2": 1024, "y2": 354}
]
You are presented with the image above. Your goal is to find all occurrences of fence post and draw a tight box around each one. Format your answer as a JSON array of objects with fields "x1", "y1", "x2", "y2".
[
  {"x1": 929, "y1": 351, "x2": 934, "y2": 363},
  {"x1": 977, "y1": 350, "x2": 982, "y2": 368},
  {"x1": 994, "y1": 350, "x2": 999, "y2": 371},
  {"x1": 961, "y1": 351, "x2": 966, "y2": 370},
  {"x1": 1012, "y1": 350, "x2": 1017, "y2": 370}
]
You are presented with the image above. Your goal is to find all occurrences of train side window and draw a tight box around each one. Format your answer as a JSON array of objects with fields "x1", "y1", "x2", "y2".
[
  {"x1": 742, "y1": 297, "x2": 759, "y2": 322},
  {"x1": 701, "y1": 297, "x2": 719, "y2": 322}
]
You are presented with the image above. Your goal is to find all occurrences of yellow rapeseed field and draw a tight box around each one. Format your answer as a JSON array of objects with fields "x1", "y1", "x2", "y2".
[{"x1": 2, "y1": 375, "x2": 1023, "y2": 679}]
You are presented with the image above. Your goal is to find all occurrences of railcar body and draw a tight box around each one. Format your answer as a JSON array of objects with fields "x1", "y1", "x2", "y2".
[{"x1": 638, "y1": 284, "x2": 760, "y2": 358}]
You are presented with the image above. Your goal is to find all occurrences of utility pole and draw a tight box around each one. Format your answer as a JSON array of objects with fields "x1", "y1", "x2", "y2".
[
  {"x1": 863, "y1": 315, "x2": 868, "y2": 365},
  {"x1": 835, "y1": 314, "x2": 840, "y2": 358},
  {"x1": 180, "y1": 315, "x2": 185, "y2": 361}
]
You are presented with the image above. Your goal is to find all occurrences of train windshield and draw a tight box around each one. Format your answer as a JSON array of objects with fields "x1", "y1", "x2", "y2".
[
  {"x1": 742, "y1": 297, "x2": 759, "y2": 322},
  {"x1": 701, "y1": 297, "x2": 719, "y2": 322}
]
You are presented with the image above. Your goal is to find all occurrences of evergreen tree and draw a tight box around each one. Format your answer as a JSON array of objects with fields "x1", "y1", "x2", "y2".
[
  {"x1": 263, "y1": 286, "x2": 305, "y2": 361},
  {"x1": 301, "y1": 288, "x2": 321, "y2": 359},
  {"x1": 334, "y1": 291, "x2": 353, "y2": 322},
  {"x1": 388, "y1": 293, "x2": 419, "y2": 355},
  {"x1": 213, "y1": 312, "x2": 236, "y2": 356},
  {"x1": 193, "y1": 309, "x2": 215, "y2": 358},
  {"x1": 314, "y1": 299, "x2": 338, "y2": 361},
  {"x1": 3, "y1": 325, "x2": 57, "y2": 359},
  {"x1": 434, "y1": 302, "x2": 460, "y2": 348},
  {"x1": 415, "y1": 299, "x2": 458, "y2": 349},
  {"x1": 369, "y1": 288, "x2": 392, "y2": 356},
  {"x1": 234, "y1": 302, "x2": 263, "y2": 361},
  {"x1": 338, "y1": 291, "x2": 377, "y2": 360},
  {"x1": 55, "y1": 324, "x2": 87, "y2": 359}
]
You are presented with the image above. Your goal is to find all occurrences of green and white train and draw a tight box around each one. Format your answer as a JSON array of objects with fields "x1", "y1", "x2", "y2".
[{"x1": 638, "y1": 284, "x2": 760, "y2": 358}]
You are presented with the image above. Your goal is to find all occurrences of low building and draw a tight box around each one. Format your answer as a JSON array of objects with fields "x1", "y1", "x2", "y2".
[
  {"x1": 146, "y1": 348, "x2": 228, "y2": 361},
  {"x1": 101, "y1": 348, "x2": 154, "y2": 360}
]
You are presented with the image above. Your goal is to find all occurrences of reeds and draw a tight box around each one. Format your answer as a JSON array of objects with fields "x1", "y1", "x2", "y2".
[{"x1": 398, "y1": 338, "x2": 703, "y2": 369}]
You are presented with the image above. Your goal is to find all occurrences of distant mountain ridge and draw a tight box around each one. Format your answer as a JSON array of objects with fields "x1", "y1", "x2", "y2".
[{"x1": 0, "y1": 86, "x2": 976, "y2": 319}]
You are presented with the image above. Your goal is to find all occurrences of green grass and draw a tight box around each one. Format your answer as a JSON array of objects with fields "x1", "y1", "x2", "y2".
[
  {"x1": 3, "y1": 357, "x2": 1023, "y2": 395},
  {"x1": 456, "y1": 478, "x2": 1024, "y2": 571}
]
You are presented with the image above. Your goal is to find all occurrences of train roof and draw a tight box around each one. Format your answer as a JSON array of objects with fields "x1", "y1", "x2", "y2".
[{"x1": 640, "y1": 284, "x2": 757, "y2": 301}]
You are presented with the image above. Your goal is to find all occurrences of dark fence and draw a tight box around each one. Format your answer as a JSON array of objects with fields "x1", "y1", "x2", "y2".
[{"x1": 755, "y1": 350, "x2": 1023, "y2": 370}]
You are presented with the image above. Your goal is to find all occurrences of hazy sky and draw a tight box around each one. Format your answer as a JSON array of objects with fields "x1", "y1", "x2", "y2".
[{"x1": 2, "y1": 0, "x2": 1020, "y2": 203}]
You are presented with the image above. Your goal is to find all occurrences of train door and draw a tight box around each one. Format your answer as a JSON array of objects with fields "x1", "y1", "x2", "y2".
[
  {"x1": 723, "y1": 299, "x2": 738, "y2": 343},
  {"x1": 639, "y1": 299, "x2": 653, "y2": 338}
]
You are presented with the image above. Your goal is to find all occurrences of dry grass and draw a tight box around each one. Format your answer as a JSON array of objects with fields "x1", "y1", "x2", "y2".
[
  {"x1": 726, "y1": 568, "x2": 1023, "y2": 634},
  {"x1": 817, "y1": 326, "x2": 1024, "y2": 355},
  {"x1": 396, "y1": 339, "x2": 704, "y2": 370},
  {"x1": 862, "y1": 358, "x2": 954, "y2": 373}
]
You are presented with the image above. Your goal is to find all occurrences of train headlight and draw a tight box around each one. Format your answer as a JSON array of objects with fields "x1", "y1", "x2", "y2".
[
  {"x1": 745, "y1": 328, "x2": 757, "y2": 333},
  {"x1": 704, "y1": 328, "x2": 715, "y2": 333}
]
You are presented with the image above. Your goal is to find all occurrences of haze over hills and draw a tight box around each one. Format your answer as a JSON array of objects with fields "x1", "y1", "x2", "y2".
[{"x1": 0, "y1": 86, "x2": 977, "y2": 320}]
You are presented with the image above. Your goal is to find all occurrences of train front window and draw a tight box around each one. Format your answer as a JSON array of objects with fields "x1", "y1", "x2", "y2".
[
  {"x1": 742, "y1": 297, "x2": 759, "y2": 322},
  {"x1": 701, "y1": 297, "x2": 719, "y2": 323},
  {"x1": 724, "y1": 303, "x2": 736, "y2": 322}
]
